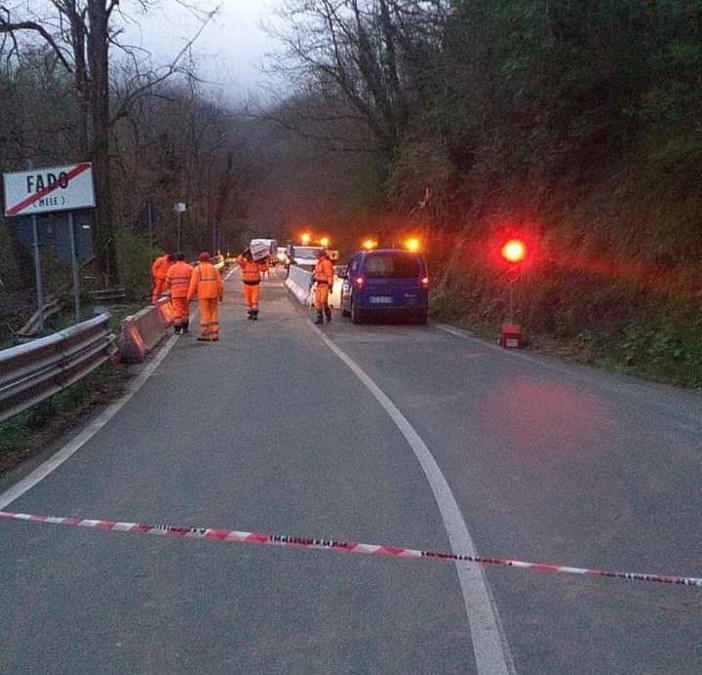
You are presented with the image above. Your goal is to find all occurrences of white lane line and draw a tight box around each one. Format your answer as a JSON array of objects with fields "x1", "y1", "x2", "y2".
[
  {"x1": 313, "y1": 327, "x2": 516, "y2": 675},
  {"x1": 0, "y1": 334, "x2": 179, "y2": 510},
  {"x1": 1, "y1": 270, "x2": 234, "y2": 509}
]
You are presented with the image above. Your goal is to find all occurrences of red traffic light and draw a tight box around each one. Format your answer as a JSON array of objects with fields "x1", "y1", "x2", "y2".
[{"x1": 501, "y1": 239, "x2": 526, "y2": 263}]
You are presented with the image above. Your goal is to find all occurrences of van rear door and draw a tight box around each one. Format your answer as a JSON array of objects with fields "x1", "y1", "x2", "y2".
[{"x1": 362, "y1": 251, "x2": 427, "y2": 308}]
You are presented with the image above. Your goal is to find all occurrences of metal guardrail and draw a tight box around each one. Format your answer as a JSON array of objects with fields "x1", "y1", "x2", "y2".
[{"x1": 0, "y1": 314, "x2": 117, "y2": 424}]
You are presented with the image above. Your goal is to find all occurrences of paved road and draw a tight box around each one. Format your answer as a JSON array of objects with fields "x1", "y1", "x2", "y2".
[{"x1": 1, "y1": 268, "x2": 700, "y2": 674}]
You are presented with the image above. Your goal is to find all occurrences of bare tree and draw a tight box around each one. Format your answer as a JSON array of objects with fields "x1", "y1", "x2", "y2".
[
  {"x1": 265, "y1": 0, "x2": 448, "y2": 159},
  {"x1": 109, "y1": 67, "x2": 260, "y2": 257},
  {"x1": 1, "y1": 0, "x2": 217, "y2": 286}
]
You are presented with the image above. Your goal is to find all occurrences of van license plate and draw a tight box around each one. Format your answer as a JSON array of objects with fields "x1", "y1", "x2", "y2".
[{"x1": 369, "y1": 296, "x2": 392, "y2": 304}]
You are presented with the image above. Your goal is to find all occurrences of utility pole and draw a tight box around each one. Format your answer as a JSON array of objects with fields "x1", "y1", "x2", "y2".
[{"x1": 173, "y1": 202, "x2": 186, "y2": 251}]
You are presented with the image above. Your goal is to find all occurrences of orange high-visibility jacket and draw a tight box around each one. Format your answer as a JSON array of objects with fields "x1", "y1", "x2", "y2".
[
  {"x1": 151, "y1": 254, "x2": 171, "y2": 282},
  {"x1": 237, "y1": 255, "x2": 264, "y2": 285},
  {"x1": 188, "y1": 261, "x2": 224, "y2": 300},
  {"x1": 313, "y1": 257, "x2": 334, "y2": 286},
  {"x1": 166, "y1": 260, "x2": 193, "y2": 299}
]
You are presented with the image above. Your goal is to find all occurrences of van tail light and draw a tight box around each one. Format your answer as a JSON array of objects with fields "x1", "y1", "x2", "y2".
[
  {"x1": 354, "y1": 276, "x2": 365, "y2": 290},
  {"x1": 420, "y1": 275, "x2": 429, "y2": 289}
]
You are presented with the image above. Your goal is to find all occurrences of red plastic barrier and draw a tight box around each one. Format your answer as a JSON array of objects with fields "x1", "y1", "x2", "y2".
[
  {"x1": 117, "y1": 318, "x2": 147, "y2": 364},
  {"x1": 156, "y1": 299, "x2": 175, "y2": 328},
  {"x1": 117, "y1": 302, "x2": 171, "y2": 363}
]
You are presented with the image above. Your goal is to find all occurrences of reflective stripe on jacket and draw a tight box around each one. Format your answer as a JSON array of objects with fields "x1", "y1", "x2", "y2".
[
  {"x1": 237, "y1": 255, "x2": 262, "y2": 285},
  {"x1": 166, "y1": 261, "x2": 193, "y2": 299},
  {"x1": 188, "y1": 261, "x2": 224, "y2": 300}
]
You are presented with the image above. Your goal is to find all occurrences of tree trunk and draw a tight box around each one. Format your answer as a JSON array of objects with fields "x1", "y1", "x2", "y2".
[{"x1": 87, "y1": 0, "x2": 118, "y2": 286}]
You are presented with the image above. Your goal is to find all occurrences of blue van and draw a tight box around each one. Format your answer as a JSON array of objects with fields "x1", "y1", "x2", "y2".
[{"x1": 340, "y1": 248, "x2": 429, "y2": 324}]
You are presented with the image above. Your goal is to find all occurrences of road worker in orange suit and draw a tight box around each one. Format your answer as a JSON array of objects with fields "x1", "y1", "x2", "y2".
[
  {"x1": 151, "y1": 252, "x2": 174, "y2": 303},
  {"x1": 187, "y1": 251, "x2": 224, "y2": 341},
  {"x1": 312, "y1": 248, "x2": 334, "y2": 324},
  {"x1": 165, "y1": 252, "x2": 193, "y2": 335},
  {"x1": 236, "y1": 248, "x2": 268, "y2": 320}
]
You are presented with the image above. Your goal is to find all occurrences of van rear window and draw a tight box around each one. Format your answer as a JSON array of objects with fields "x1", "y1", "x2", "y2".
[{"x1": 365, "y1": 252, "x2": 420, "y2": 278}]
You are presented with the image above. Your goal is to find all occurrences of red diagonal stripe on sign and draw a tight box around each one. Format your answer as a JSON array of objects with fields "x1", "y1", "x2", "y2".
[{"x1": 6, "y1": 162, "x2": 92, "y2": 216}]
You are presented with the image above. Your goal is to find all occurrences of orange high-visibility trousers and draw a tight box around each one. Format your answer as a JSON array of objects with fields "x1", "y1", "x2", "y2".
[
  {"x1": 243, "y1": 284, "x2": 260, "y2": 311},
  {"x1": 171, "y1": 297, "x2": 190, "y2": 327},
  {"x1": 198, "y1": 297, "x2": 220, "y2": 340},
  {"x1": 314, "y1": 283, "x2": 330, "y2": 310}
]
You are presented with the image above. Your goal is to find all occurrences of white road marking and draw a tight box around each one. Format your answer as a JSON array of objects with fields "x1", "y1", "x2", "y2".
[
  {"x1": 2, "y1": 291, "x2": 514, "y2": 673},
  {"x1": 0, "y1": 334, "x2": 179, "y2": 510},
  {"x1": 1, "y1": 271, "x2": 232, "y2": 509},
  {"x1": 313, "y1": 325, "x2": 516, "y2": 675}
]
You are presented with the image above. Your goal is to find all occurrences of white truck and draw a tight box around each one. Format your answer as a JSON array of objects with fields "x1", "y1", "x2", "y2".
[{"x1": 285, "y1": 244, "x2": 338, "y2": 271}]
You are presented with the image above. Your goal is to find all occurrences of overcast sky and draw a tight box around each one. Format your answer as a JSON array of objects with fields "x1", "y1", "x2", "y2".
[{"x1": 119, "y1": 0, "x2": 284, "y2": 103}]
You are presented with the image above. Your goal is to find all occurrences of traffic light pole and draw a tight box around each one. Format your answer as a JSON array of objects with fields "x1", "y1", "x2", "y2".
[
  {"x1": 502, "y1": 263, "x2": 523, "y2": 349},
  {"x1": 499, "y1": 238, "x2": 526, "y2": 348}
]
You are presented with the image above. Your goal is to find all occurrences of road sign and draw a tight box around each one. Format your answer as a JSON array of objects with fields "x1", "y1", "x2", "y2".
[
  {"x1": 3, "y1": 162, "x2": 95, "y2": 217},
  {"x1": 11, "y1": 212, "x2": 94, "y2": 260}
]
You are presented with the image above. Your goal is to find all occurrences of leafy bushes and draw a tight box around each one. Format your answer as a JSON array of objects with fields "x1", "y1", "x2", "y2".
[{"x1": 432, "y1": 236, "x2": 702, "y2": 388}]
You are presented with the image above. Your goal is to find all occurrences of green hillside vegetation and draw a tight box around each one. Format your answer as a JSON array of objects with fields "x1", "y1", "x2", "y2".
[
  {"x1": 1, "y1": 0, "x2": 700, "y2": 390},
  {"x1": 386, "y1": 0, "x2": 702, "y2": 388}
]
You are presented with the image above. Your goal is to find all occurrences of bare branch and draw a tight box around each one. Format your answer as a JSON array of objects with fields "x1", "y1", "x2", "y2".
[
  {"x1": 109, "y1": 6, "x2": 219, "y2": 127},
  {"x1": 0, "y1": 12, "x2": 73, "y2": 71}
]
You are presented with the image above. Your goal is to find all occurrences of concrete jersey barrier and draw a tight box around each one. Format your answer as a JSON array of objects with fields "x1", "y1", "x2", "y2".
[
  {"x1": 285, "y1": 265, "x2": 313, "y2": 305},
  {"x1": 285, "y1": 264, "x2": 342, "y2": 309}
]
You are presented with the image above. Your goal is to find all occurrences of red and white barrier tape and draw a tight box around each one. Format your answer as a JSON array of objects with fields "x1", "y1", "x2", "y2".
[{"x1": 1, "y1": 510, "x2": 699, "y2": 587}]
